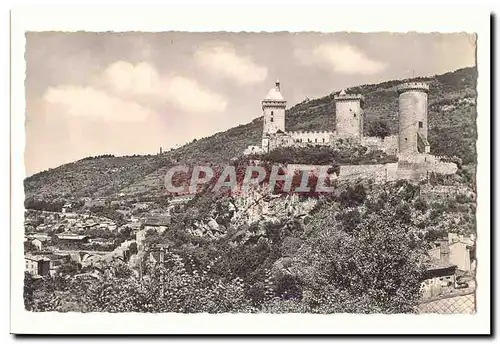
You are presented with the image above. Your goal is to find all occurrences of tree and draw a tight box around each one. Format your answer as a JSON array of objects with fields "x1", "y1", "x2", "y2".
[
  {"x1": 367, "y1": 120, "x2": 391, "y2": 139},
  {"x1": 57, "y1": 260, "x2": 81, "y2": 276},
  {"x1": 129, "y1": 242, "x2": 138, "y2": 256},
  {"x1": 283, "y1": 186, "x2": 427, "y2": 313}
]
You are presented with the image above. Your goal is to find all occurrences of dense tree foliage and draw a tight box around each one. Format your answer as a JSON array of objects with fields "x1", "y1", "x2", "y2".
[{"x1": 26, "y1": 180, "x2": 461, "y2": 314}]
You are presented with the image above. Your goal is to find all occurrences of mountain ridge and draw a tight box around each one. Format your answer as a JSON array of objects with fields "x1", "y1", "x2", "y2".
[{"x1": 24, "y1": 66, "x2": 477, "y2": 201}]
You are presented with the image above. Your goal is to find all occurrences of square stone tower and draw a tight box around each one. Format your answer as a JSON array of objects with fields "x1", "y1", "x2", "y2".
[
  {"x1": 262, "y1": 79, "x2": 286, "y2": 135},
  {"x1": 334, "y1": 90, "x2": 365, "y2": 138}
]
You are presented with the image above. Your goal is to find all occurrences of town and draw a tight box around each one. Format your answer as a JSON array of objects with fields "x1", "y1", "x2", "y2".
[{"x1": 24, "y1": 72, "x2": 477, "y2": 314}]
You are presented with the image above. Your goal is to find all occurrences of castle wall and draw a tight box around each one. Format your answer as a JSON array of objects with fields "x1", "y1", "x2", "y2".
[
  {"x1": 263, "y1": 133, "x2": 294, "y2": 152},
  {"x1": 397, "y1": 155, "x2": 458, "y2": 181},
  {"x1": 419, "y1": 184, "x2": 474, "y2": 202},
  {"x1": 338, "y1": 163, "x2": 398, "y2": 182},
  {"x1": 361, "y1": 135, "x2": 399, "y2": 155},
  {"x1": 288, "y1": 131, "x2": 334, "y2": 146}
]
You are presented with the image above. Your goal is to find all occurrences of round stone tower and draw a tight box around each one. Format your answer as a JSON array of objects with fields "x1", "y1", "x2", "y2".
[
  {"x1": 334, "y1": 89, "x2": 365, "y2": 138},
  {"x1": 397, "y1": 82, "x2": 430, "y2": 156},
  {"x1": 262, "y1": 79, "x2": 286, "y2": 135}
]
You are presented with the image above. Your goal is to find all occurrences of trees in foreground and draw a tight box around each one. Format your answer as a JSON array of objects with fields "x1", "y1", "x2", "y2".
[{"x1": 25, "y1": 182, "x2": 429, "y2": 314}]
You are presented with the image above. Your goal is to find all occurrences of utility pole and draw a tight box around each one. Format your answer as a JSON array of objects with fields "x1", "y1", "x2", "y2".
[
  {"x1": 139, "y1": 253, "x2": 143, "y2": 281},
  {"x1": 159, "y1": 247, "x2": 165, "y2": 298}
]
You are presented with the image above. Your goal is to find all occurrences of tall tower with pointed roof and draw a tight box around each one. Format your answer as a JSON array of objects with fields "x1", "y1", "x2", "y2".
[
  {"x1": 334, "y1": 89, "x2": 365, "y2": 138},
  {"x1": 262, "y1": 79, "x2": 286, "y2": 135}
]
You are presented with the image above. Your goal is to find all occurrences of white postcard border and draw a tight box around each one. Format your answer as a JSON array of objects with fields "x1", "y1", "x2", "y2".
[{"x1": 10, "y1": 5, "x2": 491, "y2": 335}]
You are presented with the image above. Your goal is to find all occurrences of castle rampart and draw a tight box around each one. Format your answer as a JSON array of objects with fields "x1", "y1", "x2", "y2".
[{"x1": 251, "y1": 80, "x2": 459, "y2": 183}]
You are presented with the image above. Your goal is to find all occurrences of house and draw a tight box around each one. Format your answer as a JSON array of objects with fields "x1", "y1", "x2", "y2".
[
  {"x1": 27, "y1": 233, "x2": 50, "y2": 242},
  {"x1": 31, "y1": 238, "x2": 43, "y2": 251},
  {"x1": 36, "y1": 224, "x2": 48, "y2": 232},
  {"x1": 243, "y1": 145, "x2": 264, "y2": 156},
  {"x1": 430, "y1": 233, "x2": 475, "y2": 272},
  {"x1": 149, "y1": 251, "x2": 162, "y2": 264},
  {"x1": 134, "y1": 202, "x2": 153, "y2": 211},
  {"x1": 420, "y1": 259, "x2": 457, "y2": 299},
  {"x1": 136, "y1": 229, "x2": 147, "y2": 251},
  {"x1": 168, "y1": 195, "x2": 195, "y2": 206},
  {"x1": 144, "y1": 216, "x2": 171, "y2": 234},
  {"x1": 46, "y1": 254, "x2": 71, "y2": 276},
  {"x1": 56, "y1": 233, "x2": 90, "y2": 243},
  {"x1": 81, "y1": 253, "x2": 103, "y2": 267},
  {"x1": 25, "y1": 255, "x2": 51, "y2": 277},
  {"x1": 62, "y1": 202, "x2": 72, "y2": 213},
  {"x1": 88, "y1": 237, "x2": 113, "y2": 245}
]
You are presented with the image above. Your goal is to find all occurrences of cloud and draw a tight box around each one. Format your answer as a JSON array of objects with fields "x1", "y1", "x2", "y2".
[
  {"x1": 296, "y1": 43, "x2": 386, "y2": 75},
  {"x1": 166, "y1": 76, "x2": 227, "y2": 113},
  {"x1": 101, "y1": 61, "x2": 227, "y2": 113},
  {"x1": 43, "y1": 85, "x2": 154, "y2": 123},
  {"x1": 195, "y1": 42, "x2": 268, "y2": 85},
  {"x1": 102, "y1": 61, "x2": 162, "y2": 97}
]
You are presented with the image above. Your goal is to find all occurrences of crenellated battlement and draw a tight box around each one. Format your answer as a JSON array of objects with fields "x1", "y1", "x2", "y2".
[
  {"x1": 333, "y1": 94, "x2": 365, "y2": 102},
  {"x1": 288, "y1": 130, "x2": 335, "y2": 135},
  {"x1": 397, "y1": 82, "x2": 429, "y2": 93},
  {"x1": 262, "y1": 99, "x2": 287, "y2": 109}
]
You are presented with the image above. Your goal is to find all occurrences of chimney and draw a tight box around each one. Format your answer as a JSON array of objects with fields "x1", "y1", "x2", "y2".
[
  {"x1": 275, "y1": 78, "x2": 280, "y2": 92},
  {"x1": 439, "y1": 239, "x2": 450, "y2": 265}
]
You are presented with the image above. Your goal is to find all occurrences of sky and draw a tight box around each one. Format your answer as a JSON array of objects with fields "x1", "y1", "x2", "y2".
[{"x1": 25, "y1": 32, "x2": 476, "y2": 176}]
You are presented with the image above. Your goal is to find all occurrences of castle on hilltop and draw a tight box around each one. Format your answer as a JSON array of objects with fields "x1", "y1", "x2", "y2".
[{"x1": 243, "y1": 79, "x2": 458, "y2": 182}]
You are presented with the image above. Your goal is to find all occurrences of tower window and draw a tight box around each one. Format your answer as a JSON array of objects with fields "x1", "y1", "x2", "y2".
[
  {"x1": 315, "y1": 138, "x2": 317, "y2": 143},
  {"x1": 271, "y1": 111, "x2": 274, "y2": 116},
  {"x1": 322, "y1": 138, "x2": 325, "y2": 143},
  {"x1": 419, "y1": 121, "x2": 423, "y2": 128}
]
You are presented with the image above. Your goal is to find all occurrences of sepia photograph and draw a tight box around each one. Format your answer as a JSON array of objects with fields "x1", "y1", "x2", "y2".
[{"x1": 9, "y1": 6, "x2": 491, "y2": 335}]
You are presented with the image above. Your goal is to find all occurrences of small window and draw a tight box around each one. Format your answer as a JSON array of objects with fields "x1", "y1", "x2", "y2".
[
  {"x1": 405, "y1": 138, "x2": 408, "y2": 141},
  {"x1": 271, "y1": 111, "x2": 274, "y2": 116},
  {"x1": 270, "y1": 117, "x2": 274, "y2": 122},
  {"x1": 353, "y1": 113, "x2": 357, "y2": 118},
  {"x1": 419, "y1": 121, "x2": 423, "y2": 128},
  {"x1": 315, "y1": 138, "x2": 317, "y2": 143},
  {"x1": 322, "y1": 138, "x2": 325, "y2": 143}
]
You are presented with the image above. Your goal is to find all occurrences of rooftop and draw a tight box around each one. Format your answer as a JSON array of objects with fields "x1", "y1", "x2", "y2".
[{"x1": 263, "y1": 80, "x2": 285, "y2": 102}]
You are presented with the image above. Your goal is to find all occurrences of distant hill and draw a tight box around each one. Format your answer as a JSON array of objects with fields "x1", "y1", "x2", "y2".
[{"x1": 24, "y1": 67, "x2": 477, "y2": 201}]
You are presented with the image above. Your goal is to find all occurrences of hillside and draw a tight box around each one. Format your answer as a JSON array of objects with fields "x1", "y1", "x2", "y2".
[{"x1": 24, "y1": 67, "x2": 477, "y2": 200}]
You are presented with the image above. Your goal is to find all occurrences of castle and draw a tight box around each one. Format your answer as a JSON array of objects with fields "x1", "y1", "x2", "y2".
[{"x1": 244, "y1": 79, "x2": 458, "y2": 181}]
